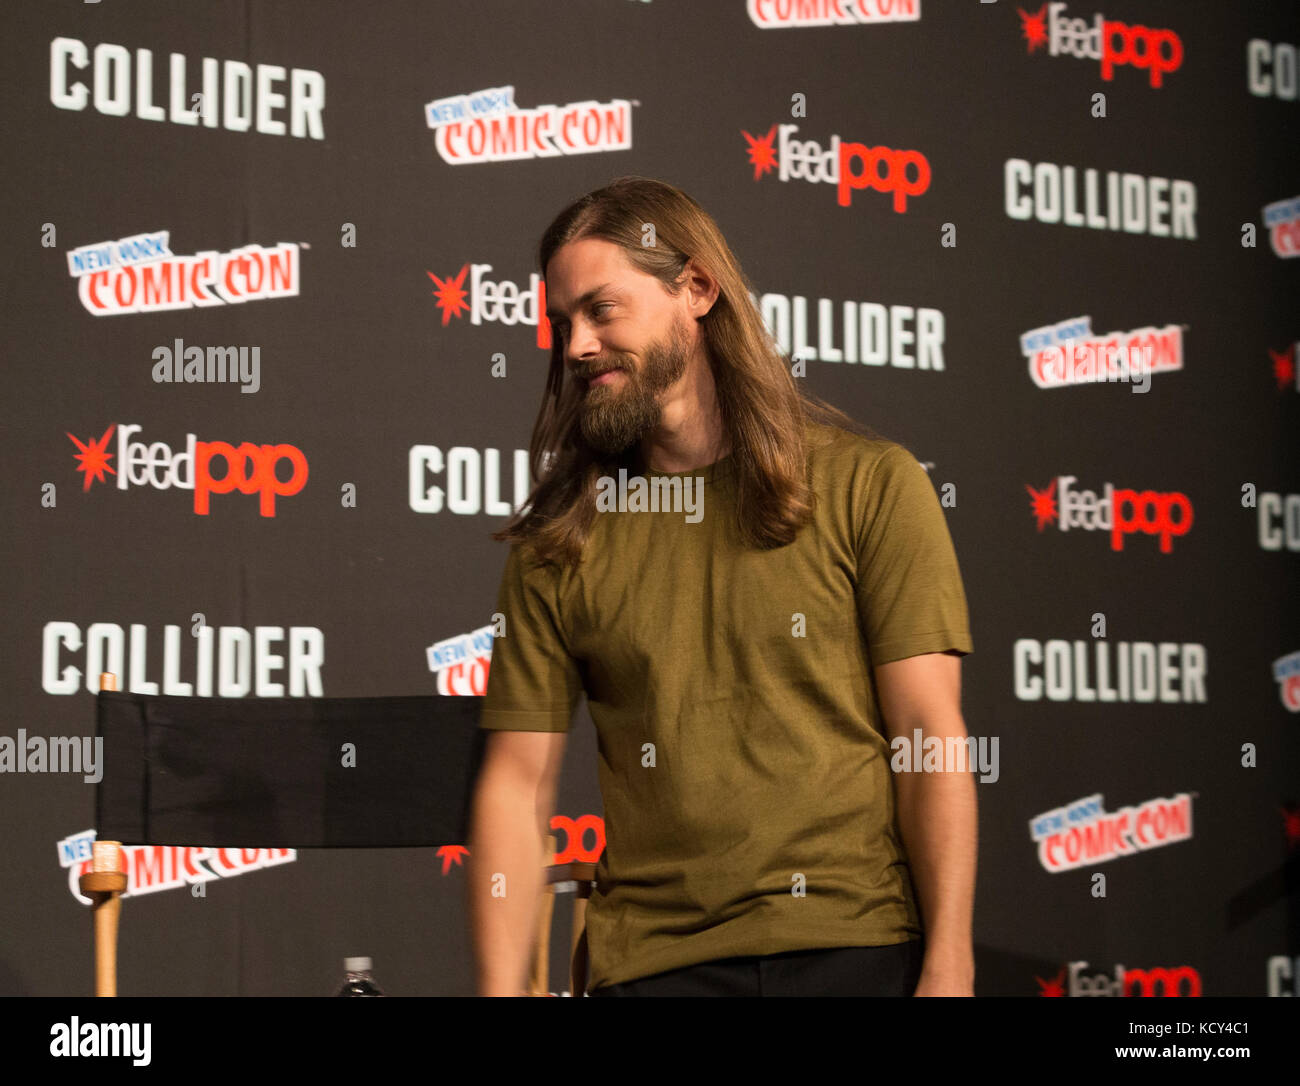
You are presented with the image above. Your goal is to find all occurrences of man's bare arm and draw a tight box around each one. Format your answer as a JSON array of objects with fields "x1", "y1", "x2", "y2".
[
  {"x1": 874, "y1": 651, "x2": 977, "y2": 996},
  {"x1": 466, "y1": 728, "x2": 568, "y2": 996}
]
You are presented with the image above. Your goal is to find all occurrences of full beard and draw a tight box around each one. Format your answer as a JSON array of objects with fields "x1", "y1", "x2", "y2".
[{"x1": 578, "y1": 316, "x2": 692, "y2": 457}]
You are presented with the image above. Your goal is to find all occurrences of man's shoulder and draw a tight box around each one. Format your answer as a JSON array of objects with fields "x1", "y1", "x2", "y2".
[{"x1": 805, "y1": 420, "x2": 915, "y2": 482}]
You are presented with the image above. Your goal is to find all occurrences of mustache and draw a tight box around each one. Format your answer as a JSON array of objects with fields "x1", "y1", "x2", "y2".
[{"x1": 574, "y1": 362, "x2": 629, "y2": 380}]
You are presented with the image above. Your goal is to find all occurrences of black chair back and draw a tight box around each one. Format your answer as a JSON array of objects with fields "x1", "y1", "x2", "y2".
[{"x1": 94, "y1": 690, "x2": 486, "y2": 847}]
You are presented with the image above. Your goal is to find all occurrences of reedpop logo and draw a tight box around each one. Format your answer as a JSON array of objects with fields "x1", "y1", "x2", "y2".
[
  {"x1": 743, "y1": 123, "x2": 930, "y2": 211},
  {"x1": 1017, "y1": 3, "x2": 1184, "y2": 87},
  {"x1": 1037, "y1": 961, "x2": 1202, "y2": 997},
  {"x1": 1026, "y1": 475, "x2": 1193, "y2": 553},
  {"x1": 67, "y1": 423, "x2": 308, "y2": 517}
]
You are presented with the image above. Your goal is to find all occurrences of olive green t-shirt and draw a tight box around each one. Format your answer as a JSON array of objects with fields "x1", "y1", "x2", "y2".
[{"x1": 479, "y1": 421, "x2": 973, "y2": 991}]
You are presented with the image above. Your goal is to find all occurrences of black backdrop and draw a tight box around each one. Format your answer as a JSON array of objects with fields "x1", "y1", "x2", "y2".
[{"x1": 2, "y1": 0, "x2": 1297, "y2": 996}]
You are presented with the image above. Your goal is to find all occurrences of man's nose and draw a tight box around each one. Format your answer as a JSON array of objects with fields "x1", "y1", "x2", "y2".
[{"x1": 564, "y1": 320, "x2": 600, "y2": 366}]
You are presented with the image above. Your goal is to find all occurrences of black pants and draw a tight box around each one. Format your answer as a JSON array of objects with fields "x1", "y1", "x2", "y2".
[{"x1": 587, "y1": 939, "x2": 924, "y2": 996}]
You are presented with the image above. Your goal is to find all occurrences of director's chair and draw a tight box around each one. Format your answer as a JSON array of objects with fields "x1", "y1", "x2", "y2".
[{"x1": 81, "y1": 673, "x2": 596, "y2": 996}]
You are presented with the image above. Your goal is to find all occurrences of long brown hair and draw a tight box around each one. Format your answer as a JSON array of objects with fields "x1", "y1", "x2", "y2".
[{"x1": 492, "y1": 175, "x2": 886, "y2": 569}]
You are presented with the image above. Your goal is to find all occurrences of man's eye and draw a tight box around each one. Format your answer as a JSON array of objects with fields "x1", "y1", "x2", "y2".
[{"x1": 551, "y1": 303, "x2": 611, "y2": 337}]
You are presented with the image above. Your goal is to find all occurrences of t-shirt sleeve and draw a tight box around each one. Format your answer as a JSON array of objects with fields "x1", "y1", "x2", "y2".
[
  {"x1": 479, "y1": 544, "x2": 584, "y2": 732},
  {"x1": 855, "y1": 443, "x2": 974, "y2": 666}
]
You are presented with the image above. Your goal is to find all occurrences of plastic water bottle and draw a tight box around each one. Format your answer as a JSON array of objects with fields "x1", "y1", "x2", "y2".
[{"x1": 335, "y1": 956, "x2": 386, "y2": 996}]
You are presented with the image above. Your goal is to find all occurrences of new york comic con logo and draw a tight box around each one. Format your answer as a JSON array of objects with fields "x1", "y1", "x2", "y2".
[
  {"x1": 427, "y1": 624, "x2": 495, "y2": 696},
  {"x1": 1274, "y1": 650, "x2": 1300, "y2": 712},
  {"x1": 423, "y1": 85, "x2": 631, "y2": 164},
  {"x1": 1264, "y1": 195, "x2": 1300, "y2": 260},
  {"x1": 58, "y1": 829, "x2": 296, "y2": 903},
  {"x1": 1020, "y1": 314, "x2": 1184, "y2": 390},
  {"x1": 746, "y1": 0, "x2": 921, "y2": 29},
  {"x1": 1030, "y1": 792, "x2": 1193, "y2": 872},
  {"x1": 1017, "y1": 3, "x2": 1184, "y2": 87},
  {"x1": 66, "y1": 230, "x2": 300, "y2": 315}
]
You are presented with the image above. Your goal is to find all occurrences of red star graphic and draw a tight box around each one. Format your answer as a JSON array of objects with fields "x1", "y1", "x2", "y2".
[
  {"x1": 1019, "y1": 4, "x2": 1049, "y2": 52},
  {"x1": 1036, "y1": 967, "x2": 1067, "y2": 997},
  {"x1": 67, "y1": 425, "x2": 117, "y2": 491},
  {"x1": 1270, "y1": 347, "x2": 1295, "y2": 390},
  {"x1": 426, "y1": 264, "x2": 471, "y2": 325},
  {"x1": 1026, "y1": 478, "x2": 1059, "y2": 531},
  {"x1": 1282, "y1": 805, "x2": 1300, "y2": 849},
  {"x1": 742, "y1": 125, "x2": 779, "y2": 181},
  {"x1": 436, "y1": 844, "x2": 469, "y2": 874}
]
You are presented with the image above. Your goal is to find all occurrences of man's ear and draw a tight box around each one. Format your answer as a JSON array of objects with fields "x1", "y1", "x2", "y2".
[{"x1": 684, "y1": 259, "x2": 720, "y2": 317}]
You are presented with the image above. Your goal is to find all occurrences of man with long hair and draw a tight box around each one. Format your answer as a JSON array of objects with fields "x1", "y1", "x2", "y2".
[{"x1": 467, "y1": 177, "x2": 975, "y2": 997}]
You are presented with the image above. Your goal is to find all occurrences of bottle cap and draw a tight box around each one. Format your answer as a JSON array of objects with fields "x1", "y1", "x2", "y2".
[{"x1": 344, "y1": 957, "x2": 372, "y2": 973}]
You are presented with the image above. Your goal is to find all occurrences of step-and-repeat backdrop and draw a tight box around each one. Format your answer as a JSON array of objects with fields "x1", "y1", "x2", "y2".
[{"x1": 3, "y1": 0, "x2": 1297, "y2": 996}]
